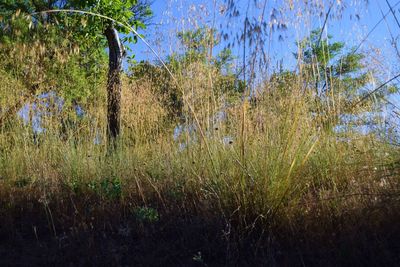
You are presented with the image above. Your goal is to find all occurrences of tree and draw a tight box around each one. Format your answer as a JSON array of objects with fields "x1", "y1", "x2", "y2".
[
  {"x1": 0, "y1": 0, "x2": 153, "y2": 142},
  {"x1": 296, "y1": 29, "x2": 398, "y2": 130},
  {"x1": 129, "y1": 27, "x2": 245, "y2": 120}
]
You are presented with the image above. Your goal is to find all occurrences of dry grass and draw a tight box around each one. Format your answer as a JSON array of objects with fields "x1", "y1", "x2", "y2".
[
  {"x1": 0, "y1": 2, "x2": 400, "y2": 265},
  {"x1": 0, "y1": 57, "x2": 399, "y2": 265}
]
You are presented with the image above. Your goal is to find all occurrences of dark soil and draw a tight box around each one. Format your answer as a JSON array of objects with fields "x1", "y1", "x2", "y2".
[{"x1": 1, "y1": 192, "x2": 399, "y2": 266}]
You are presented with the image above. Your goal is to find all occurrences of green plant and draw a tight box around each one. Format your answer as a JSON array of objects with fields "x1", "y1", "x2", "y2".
[
  {"x1": 296, "y1": 29, "x2": 398, "y2": 130},
  {"x1": 100, "y1": 178, "x2": 122, "y2": 199},
  {"x1": 0, "y1": 0, "x2": 153, "y2": 140},
  {"x1": 0, "y1": 2, "x2": 399, "y2": 265},
  {"x1": 133, "y1": 206, "x2": 159, "y2": 223}
]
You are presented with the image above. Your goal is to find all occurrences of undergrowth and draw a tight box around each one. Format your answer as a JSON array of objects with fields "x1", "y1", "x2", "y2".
[{"x1": 0, "y1": 3, "x2": 400, "y2": 265}]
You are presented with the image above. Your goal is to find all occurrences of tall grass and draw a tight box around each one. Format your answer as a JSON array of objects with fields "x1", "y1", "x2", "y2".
[
  {"x1": 0, "y1": 2, "x2": 399, "y2": 265},
  {"x1": 0, "y1": 56, "x2": 397, "y2": 222}
]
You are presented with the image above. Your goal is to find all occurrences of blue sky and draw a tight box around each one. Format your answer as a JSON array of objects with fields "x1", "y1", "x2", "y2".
[
  {"x1": 130, "y1": 0, "x2": 400, "y2": 74},
  {"x1": 124, "y1": 0, "x2": 400, "y2": 116}
]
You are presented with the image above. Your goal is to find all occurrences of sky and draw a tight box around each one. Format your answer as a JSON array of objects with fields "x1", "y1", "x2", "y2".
[
  {"x1": 123, "y1": 0, "x2": 400, "y2": 111},
  {"x1": 130, "y1": 0, "x2": 400, "y2": 72},
  {"x1": 17, "y1": 0, "x2": 400, "y2": 138}
]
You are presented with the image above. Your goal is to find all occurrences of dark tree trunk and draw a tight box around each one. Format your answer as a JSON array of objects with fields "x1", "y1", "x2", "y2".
[{"x1": 104, "y1": 26, "x2": 123, "y2": 142}]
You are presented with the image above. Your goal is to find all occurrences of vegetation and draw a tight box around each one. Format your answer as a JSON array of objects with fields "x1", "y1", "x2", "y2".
[
  {"x1": 0, "y1": 0, "x2": 153, "y2": 141},
  {"x1": 0, "y1": 1, "x2": 399, "y2": 266}
]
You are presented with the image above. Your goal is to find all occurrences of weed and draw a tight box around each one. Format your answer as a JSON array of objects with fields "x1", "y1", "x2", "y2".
[{"x1": 133, "y1": 206, "x2": 159, "y2": 223}]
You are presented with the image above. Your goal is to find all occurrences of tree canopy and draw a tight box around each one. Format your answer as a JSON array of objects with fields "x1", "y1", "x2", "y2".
[
  {"x1": 295, "y1": 29, "x2": 398, "y2": 130},
  {"x1": 0, "y1": 0, "x2": 153, "y2": 141}
]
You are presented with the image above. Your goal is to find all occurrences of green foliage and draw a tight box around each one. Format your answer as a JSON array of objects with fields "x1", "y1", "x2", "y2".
[
  {"x1": 14, "y1": 177, "x2": 30, "y2": 188},
  {"x1": 100, "y1": 177, "x2": 122, "y2": 199},
  {"x1": 66, "y1": 0, "x2": 151, "y2": 46},
  {"x1": 173, "y1": 27, "x2": 236, "y2": 72},
  {"x1": 295, "y1": 29, "x2": 398, "y2": 129},
  {"x1": 296, "y1": 29, "x2": 368, "y2": 98},
  {"x1": 129, "y1": 27, "x2": 244, "y2": 119},
  {"x1": 268, "y1": 70, "x2": 298, "y2": 97},
  {"x1": 0, "y1": 0, "x2": 152, "y2": 104},
  {"x1": 129, "y1": 61, "x2": 184, "y2": 119},
  {"x1": 69, "y1": 177, "x2": 122, "y2": 199},
  {"x1": 134, "y1": 206, "x2": 159, "y2": 223},
  {"x1": 0, "y1": 3, "x2": 399, "y2": 265},
  {"x1": 176, "y1": 27, "x2": 216, "y2": 61}
]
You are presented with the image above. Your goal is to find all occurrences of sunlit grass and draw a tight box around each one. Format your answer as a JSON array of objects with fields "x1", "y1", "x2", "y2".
[
  {"x1": 0, "y1": 4, "x2": 399, "y2": 264},
  {"x1": 0, "y1": 62, "x2": 397, "y2": 227}
]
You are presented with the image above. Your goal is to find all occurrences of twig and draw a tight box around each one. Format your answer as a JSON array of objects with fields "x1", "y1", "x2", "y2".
[
  {"x1": 31, "y1": 9, "x2": 219, "y2": 176},
  {"x1": 317, "y1": 3, "x2": 333, "y2": 47},
  {"x1": 351, "y1": 72, "x2": 400, "y2": 108},
  {"x1": 385, "y1": 0, "x2": 400, "y2": 30},
  {"x1": 353, "y1": 0, "x2": 400, "y2": 54}
]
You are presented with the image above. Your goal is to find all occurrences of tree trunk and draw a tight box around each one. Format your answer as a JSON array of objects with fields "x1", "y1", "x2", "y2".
[{"x1": 104, "y1": 26, "x2": 123, "y2": 142}]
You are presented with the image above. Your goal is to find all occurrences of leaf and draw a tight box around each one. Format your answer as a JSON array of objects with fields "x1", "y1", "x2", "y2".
[
  {"x1": 136, "y1": 21, "x2": 145, "y2": 29},
  {"x1": 81, "y1": 18, "x2": 87, "y2": 28},
  {"x1": 388, "y1": 85, "x2": 398, "y2": 94}
]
